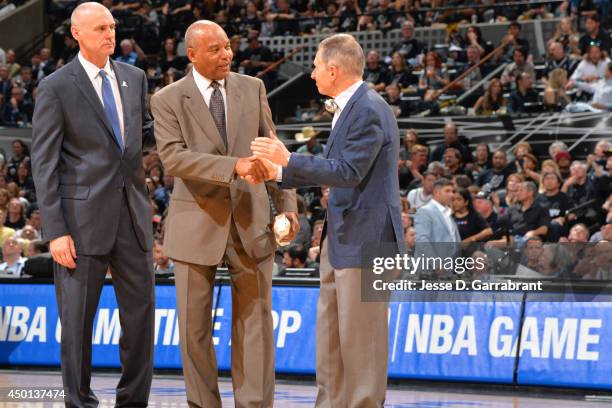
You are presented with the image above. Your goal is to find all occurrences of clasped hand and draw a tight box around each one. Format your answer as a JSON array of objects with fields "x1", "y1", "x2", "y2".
[{"x1": 237, "y1": 131, "x2": 291, "y2": 184}]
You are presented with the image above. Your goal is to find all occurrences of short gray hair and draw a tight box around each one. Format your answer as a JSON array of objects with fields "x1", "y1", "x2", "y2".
[{"x1": 318, "y1": 34, "x2": 364, "y2": 77}]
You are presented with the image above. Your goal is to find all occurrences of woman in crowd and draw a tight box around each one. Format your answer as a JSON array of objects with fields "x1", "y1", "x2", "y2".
[
  {"x1": 5, "y1": 197, "x2": 26, "y2": 230},
  {"x1": 159, "y1": 37, "x2": 188, "y2": 73},
  {"x1": 568, "y1": 44, "x2": 610, "y2": 90},
  {"x1": 452, "y1": 187, "x2": 493, "y2": 248},
  {"x1": 14, "y1": 161, "x2": 35, "y2": 203},
  {"x1": 473, "y1": 78, "x2": 507, "y2": 115},
  {"x1": 471, "y1": 143, "x2": 492, "y2": 180},
  {"x1": 549, "y1": 17, "x2": 581, "y2": 57},
  {"x1": 493, "y1": 173, "x2": 523, "y2": 214},
  {"x1": 389, "y1": 51, "x2": 417, "y2": 89},
  {"x1": 7, "y1": 140, "x2": 30, "y2": 182},
  {"x1": 419, "y1": 51, "x2": 449, "y2": 101}
]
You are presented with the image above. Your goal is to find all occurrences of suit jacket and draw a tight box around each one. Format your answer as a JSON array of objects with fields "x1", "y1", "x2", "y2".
[
  {"x1": 31, "y1": 59, "x2": 154, "y2": 254},
  {"x1": 151, "y1": 71, "x2": 296, "y2": 266},
  {"x1": 414, "y1": 200, "x2": 461, "y2": 261},
  {"x1": 281, "y1": 83, "x2": 405, "y2": 269}
]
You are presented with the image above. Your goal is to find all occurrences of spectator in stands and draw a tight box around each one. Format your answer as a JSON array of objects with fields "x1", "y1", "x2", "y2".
[
  {"x1": 7, "y1": 140, "x2": 30, "y2": 182},
  {"x1": 134, "y1": 1, "x2": 160, "y2": 38},
  {"x1": 473, "y1": 191, "x2": 501, "y2": 236},
  {"x1": 567, "y1": 223, "x2": 590, "y2": 243},
  {"x1": 389, "y1": 51, "x2": 416, "y2": 89},
  {"x1": 569, "y1": 61, "x2": 612, "y2": 111},
  {"x1": 419, "y1": 51, "x2": 449, "y2": 102},
  {"x1": 0, "y1": 94, "x2": 12, "y2": 126},
  {"x1": 501, "y1": 47, "x2": 535, "y2": 90},
  {"x1": 499, "y1": 21, "x2": 530, "y2": 63},
  {"x1": 37, "y1": 48, "x2": 56, "y2": 81},
  {"x1": 405, "y1": 226, "x2": 416, "y2": 252},
  {"x1": 549, "y1": 141, "x2": 569, "y2": 161},
  {"x1": 24, "y1": 207, "x2": 41, "y2": 238},
  {"x1": 543, "y1": 41, "x2": 577, "y2": 84},
  {"x1": 274, "y1": 0, "x2": 299, "y2": 35},
  {"x1": 473, "y1": 78, "x2": 507, "y2": 115},
  {"x1": 407, "y1": 171, "x2": 436, "y2": 211},
  {"x1": 16, "y1": 66, "x2": 36, "y2": 100},
  {"x1": 554, "y1": 150, "x2": 572, "y2": 180},
  {"x1": 295, "y1": 126, "x2": 324, "y2": 156},
  {"x1": 363, "y1": 50, "x2": 389, "y2": 92},
  {"x1": 6, "y1": 86, "x2": 33, "y2": 125},
  {"x1": 443, "y1": 147, "x2": 470, "y2": 180},
  {"x1": 390, "y1": 21, "x2": 423, "y2": 66},
  {"x1": 478, "y1": 149, "x2": 512, "y2": 194},
  {"x1": 589, "y1": 140, "x2": 610, "y2": 168},
  {"x1": 543, "y1": 68, "x2": 571, "y2": 110},
  {"x1": 506, "y1": 181, "x2": 550, "y2": 242},
  {"x1": 495, "y1": 173, "x2": 523, "y2": 214},
  {"x1": 550, "y1": 17, "x2": 581, "y2": 57},
  {"x1": 260, "y1": 9, "x2": 278, "y2": 37},
  {"x1": 472, "y1": 143, "x2": 492, "y2": 177},
  {"x1": 562, "y1": 161, "x2": 599, "y2": 222},
  {"x1": 159, "y1": 37, "x2": 188, "y2": 73},
  {"x1": 5, "y1": 50, "x2": 20, "y2": 78},
  {"x1": 399, "y1": 144, "x2": 428, "y2": 192},
  {"x1": 0, "y1": 235, "x2": 26, "y2": 277},
  {"x1": 0, "y1": 64, "x2": 11, "y2": 101},
  {"x1": 153, "y1": 239, "x2": 175, "y2": 275},
  {"x1": 464, "y1": 25, "x2": 489, "y2": 58},
  {"x1": 452, "y1": 187, "x2": 493, "y2": 245},
  {"x1": 538, "y1": 172, "x2": 574, "y2": 241},
  {"x1": 0, "y1": 208, "x2": 15, "y2": 246},
  {"x1": 456, "y1": 45, "x2": 482, "y2": 91},
  {"x1": 56, "y1": 35, "x2": 79, "y2": 68},
  {"x1": 240, "y1": 30, "x2": 275, "y2": 89},
  {"x1": 238, "y1": 1, "x2": 261, "y2": 35},
  {"x1": 430, "y1": 122, "x2": 471, "y2": 164},
  {"x1": 385, "y1": 82, "x2": 408, "y2": 117},
  {"x1": 0, "y1": 188, "x2": 9, "y2": 210},
  {"x1": 508, "y1": 72, "x2": 539, "y2": 114},
  {"x1": 5, "y1": 197, "x2": 26, "y2": 230},
  {"x1": 14, "y1": 161, "x2": 35, "y2": 202},
  {"x1": 16, "y1": 224, "x2": 38, "y2": 241},
  {"x1": 399, "y1": 128, "x2": 420, "y2": 160},
  {"x1": 282, "y1": 244, "x2": 314, "y2": 269},
  {"x1": 579, "y1": 14, "x2": 611, "y2": 55},
  {"x1": 569, "y1": 44, "x2": 610, "y2": 88},
  {"x1": 115, "y1": 39, "x2": 146, "y2": 68}
]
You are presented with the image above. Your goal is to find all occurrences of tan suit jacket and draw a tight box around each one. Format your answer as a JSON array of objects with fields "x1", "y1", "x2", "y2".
[{"x1": 151, "y1": 71, "x2": 296, "y2": 265}]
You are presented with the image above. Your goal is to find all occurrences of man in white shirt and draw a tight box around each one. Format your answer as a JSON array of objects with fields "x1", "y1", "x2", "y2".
[
  {"x1": 407, "y1": 171, "x2": 436, "y2": 210},
  {"x1": 0, "y1": 235, "x2": 26, "y2": 277}
]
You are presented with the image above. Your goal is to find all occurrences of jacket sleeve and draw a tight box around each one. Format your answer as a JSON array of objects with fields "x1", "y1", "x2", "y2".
[
  {"x1": 151, "y1": 91, "x2": 239, "y2": 187},
  {"x1": 30, "y1": 79, "x2": 69, "y2": 242},
  {"x1": 141, "y1": 70, "x2": 156, "y2": 152},
  {"x1": 282, "y1": 105, "x2": 384, "y2": 189}
]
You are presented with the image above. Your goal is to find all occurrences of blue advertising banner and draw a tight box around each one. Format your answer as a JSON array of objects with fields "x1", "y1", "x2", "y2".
[{"x1": 1, "y1": 283, "x2": 612, "y2": 390}]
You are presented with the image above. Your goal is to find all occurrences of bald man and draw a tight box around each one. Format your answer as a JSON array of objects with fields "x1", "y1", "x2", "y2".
[
  {"x1": 31, "y1": 3, "x2": 155, "y2": 406},
  {"x1": 151, "y1": 21, "x2": 297, "y2": 408}
]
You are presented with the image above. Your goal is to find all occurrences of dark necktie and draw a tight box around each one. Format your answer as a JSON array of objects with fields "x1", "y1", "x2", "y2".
[
  {"x1": 209, "y1": 81, "x2": 227, "y2": 148},
  {"x1": 99, "y1": 70, "x2": 124, "y2": 151}
]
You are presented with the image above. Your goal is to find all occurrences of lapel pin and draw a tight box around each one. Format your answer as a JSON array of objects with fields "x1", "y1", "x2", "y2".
[{"x1": 121, "y1": 81, "x2": 128, "y2": 87}]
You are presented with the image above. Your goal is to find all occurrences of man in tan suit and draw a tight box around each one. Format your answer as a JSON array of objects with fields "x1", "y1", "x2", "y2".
[{"x1": 151, "y1": 20, "x2": 298, "y2": 408}]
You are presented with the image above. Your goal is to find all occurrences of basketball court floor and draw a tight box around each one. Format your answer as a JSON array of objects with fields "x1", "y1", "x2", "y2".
[{"x1": 1, "y1": 370, "x2": 611, "y2": 407}]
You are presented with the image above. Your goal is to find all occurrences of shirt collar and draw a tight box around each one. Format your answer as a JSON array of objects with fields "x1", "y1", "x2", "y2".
[
  {"x1": 432, "y1": 198, "x2": 451, "y2": 216},
  {"x1": 333, "y1": 80, "x2": 364, "y2": 113},
  {"x1": 78, "y1": 52, "x2": 115, "y2": 81},
  {"x1": 192, "y1": 68, "x2": 225, "y2": 91}
]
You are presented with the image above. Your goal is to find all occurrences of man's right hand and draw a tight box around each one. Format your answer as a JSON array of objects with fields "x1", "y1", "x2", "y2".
[
  {"x1": 235, "y1": 156, "x2": 269, "y2": 184},
  {"x1": 50, "y1": 235, "x2": 77, "y2": 269}
]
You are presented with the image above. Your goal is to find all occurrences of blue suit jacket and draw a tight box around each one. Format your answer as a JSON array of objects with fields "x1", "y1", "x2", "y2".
[{"x1": 282, "y1": 83, "x2": 406, "y2": 269}]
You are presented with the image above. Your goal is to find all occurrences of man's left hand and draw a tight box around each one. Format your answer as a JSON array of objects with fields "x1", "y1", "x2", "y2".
[{"x1": 251, "y1": 130, "x2": 291, "y2": 167}]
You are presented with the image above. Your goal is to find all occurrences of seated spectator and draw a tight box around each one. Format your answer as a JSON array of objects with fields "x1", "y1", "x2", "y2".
[
  {"x1": 520, "y1": 153, "x2": 541, "y2": 184},
  {"x1": 578, "y1": 14, "x2": 611, "y2": 55},
  {"x1": 473, "y1": 78, "x2": 507, "y2": 116},
  {"x1": 399, "y1": 128, "x2": 420, "y2": 161},
  {"x1": 153, "y1": 239, "x2": 175, "y2": 275},
  {"x1": 498, "y1": 21, "x2": 530, "y2": 63},
  {"x1": 473, "y1": 191, "x2": 502, "y2": 237},
  {"x1": 282, "y1": 244, "x2": 315, "y2": 270},
  {"x1": 390, "y1": 21, "x2": 423, "y2": 66},
  {"x1": 6, "y1": 86, "x2": 33, "y2": 124},
  {"x1": 0, "y1": 93, "x2": 12, "y2": 126},
  {"x1": 429, "y1": 122, "x2": 472, "y2": 164},
  {"x1": 260, "y1": 9, "x2": 278, "y2": 37},
  {"x1": 115, "y1": 39, "x2": 146, "y2": 68},
  {"x1": 456, "y1": 45, "x2": 482, "y2": 91},
  {"x1": 567, "y1": 223, "x2": 590, "y2": 243},
  {"x1": 399, "y1": 144, "x2": 428, "y2": 192},
  {"x1": 134, "y1": 1, "x2": 160, "y2": 38},
  {"x1": 419, "y1": 51, "x2": 449, "y2": 102},
  {"x1": 495, "y1": 173, "x2": 523, "y2": 214},
  {"x1": 240, "y1": 31, "x2": 275, "y2": 89},
  {"x1": 407, "y1": 171, "x2": 436, "y2": 211},
  {"x1": 385, "y1": 83, "x2": 408, "y2": 118},
  {"x1": 24, "y1": 206, "x2": 41, "y2": 238},
  {"x1": 0, "y1": 208, "x2": 15, "y2": 246},
  {"x1": 538, "y1": 172, "x2": 574, "y2": 241},
  {"x1": 159, "y1": 37, "x2": 188, "y2": 73},
  {"x1": 562, "y1": 161, "x2": 600, "y2": 225},
  {"x1": 5, "y1": 50, "x2": 20, "y2": 78},
  {"x1": 443, "y1": 148, "x2": 470, "y2": 180},
  {"x1": 5, "y1": 197, "x2": 26, "y2": 230},
  {"x1": 363, "y1": 50, "x2": 390, "y2": 92},
  {"x1": 405, "y1": 226, "x2": 416, "y2": 253},
  {"x1": 589, "y1": 140, "x2": 610, "y2": 168},
  {"x1": 464, "y1": 25, "x2": 489, "y2": 58},
  {"x1": 0, "y1": 64, "x2": 10, "y2": 101},
  {"x1": 543, "y1": 41, "x2": 578, "y2": 84},
  {"x1": 548, "y1": 141, "x2": 569, "y2": 161},
  {"x1": 569, "y1": 44, "x2": 610, "y2": 88},
  {"x1": 0, "y1": 235, "x2": 26, "y2": 277},
  {"x1": 452, "y1": 187, "x2": 493, "y2": 245},
  {"x1": 295, "y1": 126, "x2": 324, "y2": 156},
  {"x1": 56, "y1": 35, "x2": 79, "y2": 68},
  {"x1": 554, "y1": 150, "x2": 572, "y2": 180},
  {"x1": 389, "y1": 51, "x2": 416, "y2": 89},
  {"x1": 478, "y1": 149, "x2": 512, "y2": 194},
  {"x1": 373, "y1": 0, "x2": 399, "y2": 32},
  {"x1": 472, "y1": 143, "x2": 492, "y2": 180},
  {"x1": 543, "y1": 68, "x2": 571, "y2": 109},
  {"x1": 569, "y1": 61, "x2": 612, "y2": 111},
  {"x1": 515, "y1": 236, "x2": 545, "y2": 276},
  {"x1": 338, "y1": 0, "x2": 360, "y2": 32},
  {"x1": 14, "y1": 161, "x2": 35, "y2": 202},
  {"x1": 501, "y1": 48, "x2": 535, "y2": 90},
  {"x1": 508, "y1": 72, "x2": 539, "y2": 114},
  {"x1": 17, "y1": 66, "x2": 36, "y2": 98},
  {"x1": 505, "y1": 181, "x2": 550, "y2": 242},
  {"x1": 549, "y1": 17, "x2": 581, "y2": 57}
]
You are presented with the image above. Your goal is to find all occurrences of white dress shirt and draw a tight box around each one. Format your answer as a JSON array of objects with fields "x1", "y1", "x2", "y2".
[
  {"x1": 577, "y1": 78, "x2": 612, "y2": 109},
  {"x1": 78, "y1": 52, "x2": 125, "y2": 144},
  {"x1": 192, "y1": 68, "x2": 228, "y2": 127},
  {"x1": 331, "y1": 80, "x2": 364, "y2": 129},
  {"x1": 431, "y1": 198, "x2": 457, "y2": 238}
]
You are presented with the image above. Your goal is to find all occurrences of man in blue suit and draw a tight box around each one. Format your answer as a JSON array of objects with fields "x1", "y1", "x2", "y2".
[{"x1": 251, "y1": 34, "x2": 405, "y2": 408}]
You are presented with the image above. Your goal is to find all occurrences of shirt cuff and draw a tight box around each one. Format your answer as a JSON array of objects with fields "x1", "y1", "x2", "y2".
[{"x1": 276, "y1": 165, "x2": 283, "y2": 182}]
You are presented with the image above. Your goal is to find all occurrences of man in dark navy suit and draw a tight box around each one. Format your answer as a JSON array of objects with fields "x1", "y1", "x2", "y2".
[
  {"x1": 252, "y1": 33, "x2": 405, "y2": 408},
  {"x1": 31, "y1": 3, "x2": 155, "y2": 407}
]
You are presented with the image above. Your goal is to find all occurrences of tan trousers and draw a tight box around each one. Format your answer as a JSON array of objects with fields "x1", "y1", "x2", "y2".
[
  {"x1": 174, "y1": 222, "x2": 275, "y2": 408},
  {"x1": 315, "y1": 239, "x2": 389, "y2": 408}
]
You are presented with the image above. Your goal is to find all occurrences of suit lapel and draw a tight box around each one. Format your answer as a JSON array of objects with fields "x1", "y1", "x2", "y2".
[
  {"x1": 71, "y1": 60, "x2": 116, "y2": 144},
  {"x1": 224, "y1": 73, "x2": 242, "y2": 155},
  {"x1": 111, "y1": 60, "x2": 129, "y2": 155},
  {"x1": 181, "y1": 72, "x2": 227, "y2": 155},
  {"x1": 324, "y1": 83, "x2": 368, "y2": 158}
]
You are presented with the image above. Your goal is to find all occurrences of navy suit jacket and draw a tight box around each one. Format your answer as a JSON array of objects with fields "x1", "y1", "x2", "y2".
[{"x1": 282, "y1": 83, "x2": 406, "y2": 269}]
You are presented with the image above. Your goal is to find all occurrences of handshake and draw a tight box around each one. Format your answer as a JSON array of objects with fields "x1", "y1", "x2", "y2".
[{"x1": 235, "y1": 131, "x2": 292, "y2": 184}]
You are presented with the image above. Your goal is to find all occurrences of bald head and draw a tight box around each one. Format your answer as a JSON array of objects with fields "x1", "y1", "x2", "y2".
[
  {"x1": 185, "y1": 20, "x2": 224, "y2": 50},
  {"x1": 71, "y1": 2, "x2": 112, "y2": 27}
]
